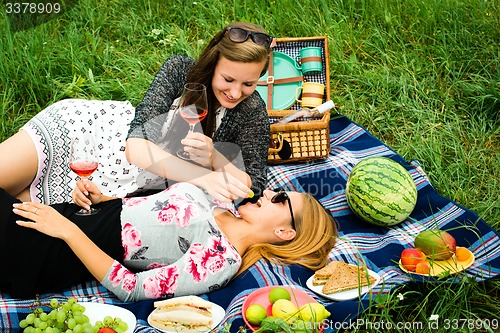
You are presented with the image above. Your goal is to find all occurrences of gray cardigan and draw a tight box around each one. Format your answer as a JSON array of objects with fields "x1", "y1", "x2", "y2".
[{"x1": 127, "y1": 55, "x2": 270, "y2": 196}]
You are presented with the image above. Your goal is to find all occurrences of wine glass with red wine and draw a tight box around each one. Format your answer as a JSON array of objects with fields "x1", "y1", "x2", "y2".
[
  {"x1": 69, "y1": 135, "x2": 101, "y2": 215},
  {"x1": 176, "y1": 83, "x2": 209, "y2": 160}
]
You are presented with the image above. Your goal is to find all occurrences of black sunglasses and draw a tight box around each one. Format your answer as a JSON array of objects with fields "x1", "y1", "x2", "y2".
[
  {"x1": 221, "y1": 27, "x2": 273, "y2": 49},
  {"x1": 271, "y1": 189, "x2": 296, "y2": 230}
]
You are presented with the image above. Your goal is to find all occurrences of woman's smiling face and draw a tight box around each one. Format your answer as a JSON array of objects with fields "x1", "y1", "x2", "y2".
[{"x1": 211, "y1": 56, "x2": 267, "y2": 109}]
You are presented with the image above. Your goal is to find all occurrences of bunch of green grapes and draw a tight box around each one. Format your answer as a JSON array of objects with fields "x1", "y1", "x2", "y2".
[
  {"x1": 19, "y1": 298, "x2": 128, "y2": 333},
  {"x1": 94, "y1": 316, "x2": 129, "y2": 333}
]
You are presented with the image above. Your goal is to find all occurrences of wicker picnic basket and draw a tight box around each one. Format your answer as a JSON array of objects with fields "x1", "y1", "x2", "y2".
[{"x1": 257, "y1": 36, "x2": 331, "y2": 164}]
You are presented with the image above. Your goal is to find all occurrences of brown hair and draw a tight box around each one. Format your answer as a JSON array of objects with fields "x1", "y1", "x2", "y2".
[
  {"x1": 236, "y1": 193, "x2": 338, "y2": 275},
  {"x1": 187, "y1": 22, "x2": 271, "y2": 137}
]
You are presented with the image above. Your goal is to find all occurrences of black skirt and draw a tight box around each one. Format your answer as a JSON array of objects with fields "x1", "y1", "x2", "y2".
[{"x1": 0, "y1": 188, "x2": 124, "y2": 298}]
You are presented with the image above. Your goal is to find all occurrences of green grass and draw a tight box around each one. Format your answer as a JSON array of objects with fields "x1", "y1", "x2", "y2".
[{"x1": 1, "y1": 0, "x2": 499, "y2": 331}]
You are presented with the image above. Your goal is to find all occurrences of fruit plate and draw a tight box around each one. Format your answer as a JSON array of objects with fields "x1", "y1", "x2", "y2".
[
  {"x1": 147, "y1": 300, "x2": 225, "y2": 333},
  {"x1": 242, "y1": 286, "x2": 317, "y2": 332},
  {"x1": 306, "y1": 266, "x2": 381, "y2": 301},
  {"x1": 80, "y1": 302, "x2": 136, "y2": 333},
  {"x1": 399, "y1": 246, "x2": 475, "y2": 276}
]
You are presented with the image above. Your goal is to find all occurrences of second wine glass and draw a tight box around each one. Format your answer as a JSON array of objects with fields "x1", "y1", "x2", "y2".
[
  {"x1": 69, "y1": 135, "x2": 101, "y2": 215},
  {"x1": 176, "y1": 83, "x2": 209, "y2": 160}
]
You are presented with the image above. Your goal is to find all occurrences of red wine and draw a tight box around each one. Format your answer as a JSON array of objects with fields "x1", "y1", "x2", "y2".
[
  {"x1": 180, "y1": 108, "x2": 208, "y2": 125},
  {"x1": 69, "y1": 161, "x2": 98, "y2": 177}
]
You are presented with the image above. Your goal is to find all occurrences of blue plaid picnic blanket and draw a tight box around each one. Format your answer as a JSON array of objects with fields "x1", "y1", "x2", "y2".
[{"x1": 1, "y1": 115, "x2": 499, "y2": 332}]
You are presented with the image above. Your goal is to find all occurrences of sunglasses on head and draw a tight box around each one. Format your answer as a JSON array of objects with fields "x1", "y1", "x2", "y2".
[
  {"x1": 271, "y1": 189, "x2": 296, "y2": 230},
  {"x1": 220, "y1": 27, "x2": 273, "y2": 49}
]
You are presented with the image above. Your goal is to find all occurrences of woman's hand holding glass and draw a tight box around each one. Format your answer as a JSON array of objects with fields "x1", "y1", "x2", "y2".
[
  {"x1": 68, "y1": 135, "x2": 100, "y2": 215},
  {"x1": 72, "y1": 179, "x2": 105, "y2": 210},
  {"x1": 180, "y1": 131, "x2": 215, "y2": 168},
  {"x1": 177, "y1": 83, "x2": 209, "y2": 160}
]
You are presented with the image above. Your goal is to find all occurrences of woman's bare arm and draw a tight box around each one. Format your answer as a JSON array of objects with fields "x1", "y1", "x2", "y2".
[{"x1": 13, "y1": 202, "x2": 114, "y2": 282}]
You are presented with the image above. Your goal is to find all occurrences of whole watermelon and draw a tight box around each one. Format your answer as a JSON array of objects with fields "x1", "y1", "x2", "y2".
[{"x1": 346, "y1": 156, "x2": 417, "y2": 226}]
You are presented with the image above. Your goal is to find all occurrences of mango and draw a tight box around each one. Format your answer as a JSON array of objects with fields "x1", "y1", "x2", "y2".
[{"x1": 414, "y1": 229, "x2": 456, "y2": 260}]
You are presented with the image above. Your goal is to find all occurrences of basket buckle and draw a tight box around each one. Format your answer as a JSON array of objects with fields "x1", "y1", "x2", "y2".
[{"x1": 266, "y1": 76, "x2": 275, "y2": 84}]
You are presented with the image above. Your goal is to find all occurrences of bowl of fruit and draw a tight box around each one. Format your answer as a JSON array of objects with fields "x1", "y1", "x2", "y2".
[{"x1": 242, "y1": 286, "x2": 330, "y2": 333}]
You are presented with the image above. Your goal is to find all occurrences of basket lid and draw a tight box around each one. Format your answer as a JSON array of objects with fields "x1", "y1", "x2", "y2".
[{"x1": 256, "y1": 51, "x2": 303, "y2": 110}]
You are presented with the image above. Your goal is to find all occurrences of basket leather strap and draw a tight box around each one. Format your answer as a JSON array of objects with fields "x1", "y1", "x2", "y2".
[
  {"x1": 301, "y1": 56, "x2": 322, "y2": 63},
  {"x1": 302, "y1": 92, "x2": 323, "y2": 98},
  {"x1": 257, "y1": 77, "x2": 304, "y2": 85},
  {"x1": 266, "y1": 52, "x2": 274, "y2": 107}
]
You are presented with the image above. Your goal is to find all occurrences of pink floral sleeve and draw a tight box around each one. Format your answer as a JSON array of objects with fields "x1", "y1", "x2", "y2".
[{"x1": 102, "y1": 228, "x2": 240, "y2": 301}]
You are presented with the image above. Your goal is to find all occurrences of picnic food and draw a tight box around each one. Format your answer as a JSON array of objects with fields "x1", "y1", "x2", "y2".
[
  {"x1": 415, "y1": 262, "x2": 431, "y2": 274},
  {"x1": 149, "y1": 295, "x2": 213, "y2": 333},
  {"x1": 346, "y1": 156, "x2": 417, "y2": 227},
  {"x1": 268, "y1": 287, "x2": 291, "y2": 303},
  {"x1": 297, "y1": 303, "x2": 331, "y2": 323},
  {"x1": 400, "y1": 247, "x2": 427, "y2": 271},
  {"x1": 311, "y1": 260, "x2": 343, "y2": 286},
  {"x1": 245, "y1": 304, "x2": 268, "y2": 325},
  {"x1": 19, "y1": 297, "x2": 129, "y2": 333},
  {"x1": 98, "y1": 328, "x2": 117, "y2": 333},
  {"x1": 414, "y1": 229, "x2": 457, "y2": 260},
  {"x1": 271, "y1": 299, "x2": 299, "y2": 323},
  {"x1": 455, "y1": 247, "x2": 471, "y2": 261},
  {"x1": 312, "y1": 261, "x2": 376, "y2": 294}
]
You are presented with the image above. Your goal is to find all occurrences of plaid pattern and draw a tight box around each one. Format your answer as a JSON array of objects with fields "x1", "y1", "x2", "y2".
[
  {"x1": 0, "y1": 280, "x2": 123, "y2": 330},
  {"x1": 2, "y1": 115, "x2": 499, "y2": 332}
]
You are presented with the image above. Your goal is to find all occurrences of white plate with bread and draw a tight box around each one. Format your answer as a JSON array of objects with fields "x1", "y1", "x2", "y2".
[
  {"x1": 147, "y1": 295, "x2": 225, "y2": 333},
  {"x1": 306, "y1": 261, "x2": 381, "y2": 301}
]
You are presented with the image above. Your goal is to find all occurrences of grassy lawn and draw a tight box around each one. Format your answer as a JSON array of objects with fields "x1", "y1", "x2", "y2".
[{"x1": 1, "y1": 0, "x2": 499, "y2": 331}]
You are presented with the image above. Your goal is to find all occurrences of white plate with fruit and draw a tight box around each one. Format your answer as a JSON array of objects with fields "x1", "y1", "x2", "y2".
[
  {"x1": 19, "y1": 298, "x2": 136, "y2": 333},
  {"x1": 81, "y1": 302, "x2": 136, "y2": 333},
  {"x1": 399, "y1": 230, "x2": 475, "y2": 276}
]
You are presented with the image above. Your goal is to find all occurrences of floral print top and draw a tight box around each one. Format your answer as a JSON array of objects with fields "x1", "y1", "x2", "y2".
[{"x1": 100, "y1": 183, "x2": 242, "y2": 302}]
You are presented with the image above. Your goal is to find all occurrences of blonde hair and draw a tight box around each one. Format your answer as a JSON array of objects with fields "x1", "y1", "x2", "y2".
[{"x1": 236, "y1": 193, "x2": 337, "y2": 275}]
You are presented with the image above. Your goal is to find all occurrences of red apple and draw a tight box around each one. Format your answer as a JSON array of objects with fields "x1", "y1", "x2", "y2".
[
  {"x1": 97, "y1": 328, "x2": 117, "y2": 333},
  {"x1": 400, "y1": 247, "x2": 426, "y2": 271}
]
